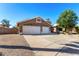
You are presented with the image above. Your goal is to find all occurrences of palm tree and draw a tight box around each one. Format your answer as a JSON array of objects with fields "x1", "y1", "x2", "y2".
[
  {"x1": 1, "y1": 19, "x2": 10, "y2": 28},
  {"x1": 46, "y1": 18, "x2": 51, "y2": 24}
]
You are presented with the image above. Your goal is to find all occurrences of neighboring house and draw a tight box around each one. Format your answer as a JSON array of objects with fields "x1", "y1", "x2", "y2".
[
  {"x1": 17, "y1": 17, "x2": 52, "y2": 34},
  {"x1": 51, "y1": 23, "x2": 77, "y2": 34},
  {"x1": 0, "y1": 24, "x2": 18, "y2": 34},
  {"x1": 0, "y1": 24, "x2": 5, "y2": 28},
  {"x1": 70, "y1": 28, "x2": 77, "y2": 34},
  {"x1": 50, "y1": 24, "x2": 59, "y2": 33},
  {"x1": 0, "y1": 23, "x2": 9, "y2": 28}
]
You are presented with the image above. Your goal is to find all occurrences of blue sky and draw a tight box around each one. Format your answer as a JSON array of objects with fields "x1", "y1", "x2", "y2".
[{"x1": 0, "y1": 3, "x2": 79, "y2": 27}]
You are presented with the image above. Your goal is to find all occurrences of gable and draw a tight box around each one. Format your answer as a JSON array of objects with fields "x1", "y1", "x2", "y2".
[{"x1": 17, "y1": 17, "x2": 52, "y2": 27}]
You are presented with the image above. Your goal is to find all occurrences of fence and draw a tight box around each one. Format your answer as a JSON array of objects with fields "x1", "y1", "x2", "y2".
[{"x1": 0, "y1": 27, "x2": 18, "y2": 34}]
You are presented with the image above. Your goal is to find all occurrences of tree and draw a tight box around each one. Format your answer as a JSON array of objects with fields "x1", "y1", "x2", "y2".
[
  {"x1": 57, "y1": 9, "x2": 78, "y2": 33},
  {"x1": 46, "y1": 18, "x2": 51, "y2": 24},
  {"x1": 1, "y1": 19, "x2": 10, "y2": 28},
  {"x1": 12, "y1": 26, "x2": 18, "y2": 29},
  {"x1": 75, "y1": 25, "x2": 79, "y2": 33}
]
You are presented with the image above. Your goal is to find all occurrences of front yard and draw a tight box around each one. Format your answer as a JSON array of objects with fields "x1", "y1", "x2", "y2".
[{"x1": 0, "y1": 34, "x2": 34, "y2": 56}]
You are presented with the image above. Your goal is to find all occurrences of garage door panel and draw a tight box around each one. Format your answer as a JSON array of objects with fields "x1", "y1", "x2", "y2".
[
  {"x1": 42, "y1": 27, "x2": 50, "y2": 34},
  {"x1": 23, "y1": 26, "x2": 40, "y2": 34}
]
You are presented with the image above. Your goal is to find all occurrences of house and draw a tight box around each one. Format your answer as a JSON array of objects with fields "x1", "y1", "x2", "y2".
[
  {"x1": 51, "y1": 23, "x2": 77, "y2": 34},
  {"x1": 17, "y1": 17, "x2": 52, "y2": 34},
  {"x1": 0, "y1": 24, "x2": 4, "y2": 27},
  {"x1": 0, "y1": 23, "x2": 18, "y2": 34},
  {"x1": 50, "y1": 24, "x2": 60, "y2": 33}
]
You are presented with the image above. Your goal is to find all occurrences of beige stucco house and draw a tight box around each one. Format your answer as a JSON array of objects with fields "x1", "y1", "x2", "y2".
[{"x1": 17, "y1": 17, "x2": 52, "y2": 34}]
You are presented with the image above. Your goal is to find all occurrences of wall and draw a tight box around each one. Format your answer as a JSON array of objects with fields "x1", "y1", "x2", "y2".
[{"x1": 0, "y1": 27, "x2": 18, "y2": 34}]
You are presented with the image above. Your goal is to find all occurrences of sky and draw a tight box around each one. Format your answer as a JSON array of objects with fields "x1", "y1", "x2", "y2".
[{"x1": 0, "y1": 3, "x2": 79, "y2": 27}]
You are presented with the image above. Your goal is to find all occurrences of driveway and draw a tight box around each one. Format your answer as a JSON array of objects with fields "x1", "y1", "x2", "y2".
[
  {"x1": 0, "y1": 34, "x2": 34, "y2": 56},
  {"x1": 23, "y1": 34, "x2": 79, "y2": 56}
]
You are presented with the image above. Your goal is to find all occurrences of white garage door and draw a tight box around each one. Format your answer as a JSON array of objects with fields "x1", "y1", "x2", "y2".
[
  {"x1": 42, "y1": 27, "x2": 50, "y2": 34},
  {"x1": 22, "y1": 26, "x2": 40, "y2": 34}
]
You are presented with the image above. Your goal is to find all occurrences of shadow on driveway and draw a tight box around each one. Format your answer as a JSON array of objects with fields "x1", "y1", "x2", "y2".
[{"x1": 0, "y1": 42, "x2": 79, "y2": 55}]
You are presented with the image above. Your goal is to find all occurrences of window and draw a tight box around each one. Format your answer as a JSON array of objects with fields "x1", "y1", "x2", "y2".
[{"x1": 36, "y1": 18, "x2": 42, "y2": 23}]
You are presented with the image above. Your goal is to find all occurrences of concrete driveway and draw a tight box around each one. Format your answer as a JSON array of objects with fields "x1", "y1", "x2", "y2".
[
  {"x1": 23, "y1": 34, "x2": 79, "y2": 56},
  {"x1": 0, "y1": 34, "x2": 34, "y2": 56}
]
